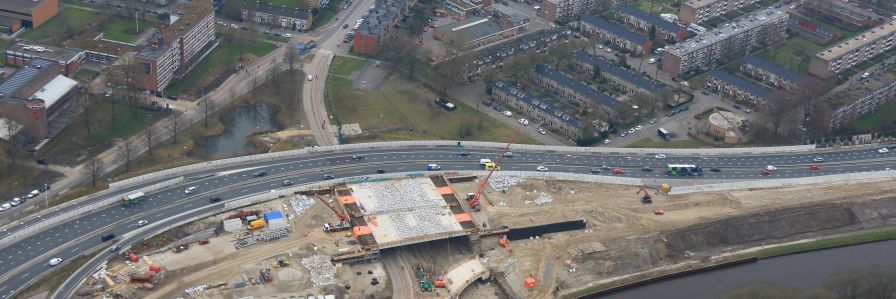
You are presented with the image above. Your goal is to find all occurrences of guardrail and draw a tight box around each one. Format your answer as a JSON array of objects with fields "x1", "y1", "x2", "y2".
[
  {"x1": 0, "y1": 177, "x2": 184, "y2": 251},
  {"x1": 669, "y1": 170, "x2": 896, "y2": 194}
]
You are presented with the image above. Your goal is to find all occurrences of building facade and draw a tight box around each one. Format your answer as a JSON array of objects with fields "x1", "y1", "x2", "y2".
[
  {"x1": 740, "y1": 54, "x2": 800, "y2": 90},
  {"x1": 135, "y1": 0, "x2": 216, "y2": 92},
  {"x1": 352, "y1": 0, "x2": 414, "y2": 54},
  {"x1": 0, "y1": 0, "x2": 58, "y2": 29},
  {"x1": 0, "y1": 59, "x2": 78, "y2": 146},
  {"x1": 705, "y1": 69, "x2": 772, "y2": 105},
  {"x1": 678, "y1": 0, "x2": 758, "y2": 24},
  {"x1": 615, "y1": 3, "x2": 685, "y2": 42},
  {"x1": 573, "y1": 50, "x2": 663, "y2": 95},
  {"x1": 661, "y1": 8, "x2": 788, "y2": 76},
  {"x1": 241, "y1": 1, "x2": 312, "y2": 31},
  {"x1": 5, "y1": 41, "x2": 85, "y2": 76},
  {"x1": 824, "y1": 65, "x2": 896, "y2": 128},
  {"x1": 580, "y1": 16, "x2": 652, "y2": 55},
  {"x1": 801, "y1": 0, "x2": 882, "y2": 32},
  {"x1": 532, "y1": 64, "x2": 618, "y2": 111},
  {"x1": 492, "y1": 81, "x2": 582, "y2": 138},
  {"x1": 808, "y1": 21, "x2": 896, "y2": 79},
  {"x1": 542, "y1": 0, "x2": 594, "y2": 23},
  {"x1": 445, "y1": 0, "x2": 482, "y2": 16}
]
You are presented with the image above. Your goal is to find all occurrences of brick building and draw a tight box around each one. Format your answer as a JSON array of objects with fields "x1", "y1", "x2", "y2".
[
  {"x1": 492, "y1": 81, "x2": 582, "y2": 138},
  {"x1": 678, "y1": 0, "x2": 759, "y2": 24},
  {"x1": 579, "y1": 16, "x2": 652, "y2": 55},
  {"x1": 0, "y1": 59, "x2": 79, "y2": 146},
  {"x1": 532, "y1": 64, "x2": 618, "y2": 111},
  {"x1": 661, "y1": 8, "x2": 787, "y2": 76},
  {"x1": 824, "y1": 64, "x2": 896, "y2": 128},
  {"x1": 0, "y1": 0, "x2": 58, "y2": 29},
  {"x1": 801, "y1": 0, "x2": 882, "y2": 32},
  {"x1": 352, "y1": 0, "x2": 415, "y2": 54},
  {"x1": 705, "y1": 69, "x2": 772, "y2": 105},
  {"x1": 573, "y1": 50, "x2": 664, "y2": 95},
  {"x1": 241, "y1": 1, "x2": 312, "y2": 31},
  {"x1": 135, "y1": 0, "x2": 216, "y2": 92},
  {"x1": 542, "y1": 0, "x2": 595, "y2": 23},
  {"x1": 433, "y1": 5, "x2": 529, "y2": 50},
  {"x1": 615, "y1": 3, "x2": 685, "y2": 42},
  {"x1": 5, "y1": 41, "x2": 85, "y2": 76},
  {"x1": 808, "y1": 21, "x2": 896, "y2": 79},
  {"x1": 740, "y1": 54, "x2": 801, "y2": 90}
]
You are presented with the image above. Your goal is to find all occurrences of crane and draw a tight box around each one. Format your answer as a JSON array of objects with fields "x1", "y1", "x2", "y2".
[
  {"x1": 637, "y1": 187, "x2": 652, "y2": 204},
  {"x1": 315, "y1": 194, "x2": 348, "y2": 221},
  {"x1": 469, "y1": 125, "x2": 523, "y2": 211}
]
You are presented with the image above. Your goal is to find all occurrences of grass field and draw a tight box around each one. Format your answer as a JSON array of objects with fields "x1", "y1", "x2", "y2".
[
  {"x1": 632, "y1": 0, "x2": 675, "y2": 14},
  {"x1": 329, "y1": 56, "x2": 367, "y2": 77},
  {"x1": 102, "y1": 19, "x2": 153, "y2": 43},
  {"x1": 850, "y1": 99, "x2": 896, "y2": 132},
  {"x1": 19, "y1": 7, "x2": 101, "y2": 44},
  {"x1": 166, "y1": 34, "x2": 277, "y2": 96},
  {"x1": 756, "y1": 36, "x2": 823, "y2": 74},
  {"x1": 755, "y1": 227, "x2": 896, "y2": 258},
  {"x1": 0, "y1": 39, "x2": 12, "y2": 57},
  {"x1": 627, "y1": 137, "x2": 707, "y2": 148},
  {"x1": 73, "y1": 68, "x2": 100, "y2": 82},
  {"x1": 312, "y1": 0, "x2": 345, "y2": 29}
]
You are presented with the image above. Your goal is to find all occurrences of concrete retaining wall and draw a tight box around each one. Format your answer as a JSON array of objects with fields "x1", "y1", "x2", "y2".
[{"x1": 669, "y1": 170, "x2": 896, "y2": 194}]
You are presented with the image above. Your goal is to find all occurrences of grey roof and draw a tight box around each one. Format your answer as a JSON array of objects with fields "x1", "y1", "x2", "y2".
[
  {"x1": 493, "y1": 80, "x2": 581, "y2": 128},
  {"x1": 491, "y1": 4, "x2": 529, "y2": 23},
  {"x1": 0, "y1": 0, "x2": 48, "y2": 10},
  {"x1": 574, "y1": 50, "x2": 664, "y2": 93},
  {"x1": 136, "y1": 31, "x2": 171, "y2": 60},
  {"x1": 244, "y1": 1, "x2": 311, "y2": 19},
  {"x1": 0, "y1": 59, "x2": 54, "y2": 97},
  {"x1": 6, "y1": 41, "x2": 85, "y2": 63},
  {"x1": 707, "y1": 69, "x2": 772, "y2": 99},
  {"x1": 666, "y1": 8, "x2": 786, "y2": 57},
  {"x1": 439, "y1": 17, "x2": 504, "y2": 44},
  {"x1": 357, "y1": 0, "x2": 408, "y2": 37},
  {"x1": 580, "y1": 16, "x2": 646, "y2": 45},
  {"x1": 535, "y1": 65, "x2": 618, "y2": 109},
  {"x1": 742, "y1": 54, "x2": 801, "y2": 83},
  {"x1": 616, "y1": 3, "x2": 681, "y2": 33}
]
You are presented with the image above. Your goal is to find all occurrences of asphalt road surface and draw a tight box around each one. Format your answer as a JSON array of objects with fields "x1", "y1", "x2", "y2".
[{"x1": 1, "y1": 146, "x2": 895, "y2": 298}]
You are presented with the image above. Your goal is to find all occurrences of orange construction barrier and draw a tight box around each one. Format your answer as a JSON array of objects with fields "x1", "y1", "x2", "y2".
[
  {"x1": 352, "y1": 226, "x2": 372, "y2": 238},
  {"x1": 524, "y1": 278, "x2": 536, "y2": 289},
  {"x1": 339, "y1": 195, "x2": 356, "y2": 204},
  {"x1": 454, "y1": 213, "x2": 472, "y2": 222},
  {"x1": 437, "y1": 186, "x2": 455, "y2": 195}
]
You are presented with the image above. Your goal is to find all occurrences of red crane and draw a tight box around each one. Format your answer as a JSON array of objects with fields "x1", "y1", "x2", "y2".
[
  {"x1": 315, "y1": 194, "x2": 348, "y2": 221},
  {"x1": 469, "y1": 125, "x2": 523, "y2": 210}
]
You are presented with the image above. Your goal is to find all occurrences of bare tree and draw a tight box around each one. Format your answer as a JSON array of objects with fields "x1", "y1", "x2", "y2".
[
  {"x1": 119, "y1": 138, "x2": 134, "y2": 173},
  {"x1": 171, "y1": 110, "x2": 180, "y2": 145},
  {"x1": 88, "y1": 156, "x2": 103, "y2": 188},
  {"x1": 285, "y1": 46, "x2": 298, "y2": 70},
  {"x1": 200, "y1": 97, "x2": 212, "y2": 126},
  {"x1": 144, "y1": 126, "x2": 156, "y2": 156},
  {"x1": 792, "y1": 77, "x2": 829, "y2": 127},
  {"x1": 110, "y1": 55, "x2": 141, "y2": 104},
  {"x1": 763, "y1": 90, "x2": 800, "y2": 136}
]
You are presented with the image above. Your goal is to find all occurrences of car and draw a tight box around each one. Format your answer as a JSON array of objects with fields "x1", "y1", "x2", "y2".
[
  {"x1": 641, "y1": 167, "x2": 652, "y2": 172},
  {"x1": 307, "y1": 75, "x2": 314, "y2": 81},
  {"x1": 519, "y1": 118, "x2": 529, "y2": 126},
  {"x1": 635, "y1": 125, "x2": 643, "y2": 131},
  {"x1": 283, "y1": 33, "x2": 292, "y2": 38},
  {"x1": 710, "y1": 167, "x2": 721, "y2": 172},
  {"x1": 538, "y1": 128, "x2": 547, "y2": 135},
  {"x1": 745, "y1": 109, "x2": 752, "y2": 114},
  {"x1": 10, "y1": 197, "x2": 22, "y2": 206},
  {"x1": 0, "y1": 203, "x2": 9, "y2": 211},
  {"x1": 601, "y1": 165, "x2": 612, "y2": 170},
  {"x1": 209, "y1": 197, "x2": 222, "y2": 203},
  {"x1": 503, "y1": 111, "x2": 513, "y2": 117},
  {"x1": 655, "y1": 154, "x2": 667, "y2": 159},
  {"x1": 649, "y1": 119, "x2": 657, "y2": 124},
  {"x1": 48, "y1": 258, "x2": 63, "y2": 266},
  {"x1": 733, "y1": 104, "x2": 742, "y2": 110},
  {"x1": 458, "y1": 151, "x2": 470, "y2": 156},
  {"x1": 184, "y1": 186, "x2": 197, "y2": 194},
  {"x1": 810, "y1": 165, "x2": 820, "y2": 171},
  {"x1": 27, "y1": 190, "x2": 39, "y2": 198},
  {"x1": 536, "y1": 166, "x2": 549, "y2": 171},
  {"x1": 167, "y1": 95, "x2": 178, "y2": 100},
  {"x1": 343, "y1": 24, "x2": 349, "y2": 29},
  {"x1": 620, "y1": 132, "x2": 627, "y2": 137},
  {"x1": 628, "y1": 129, "x2": 635, "y2": 134},
  {"x1": 680, "y1": 81, "x2": 689, "y2": 87},
  {"x1": 322, "y1": 174, "x2": 336, "y2": 180},
  {"x1": 252, "y1": 171, "x2": 267, "y2": 177},
  {"x1": 503, "y1": 152, "x2": 514, "y2": 157},
  {"x1": 613, "y1": 168, "x2": 624, "y2": 174},
  {"x1": 604, "y1": 47, "x2": 612, "y2": 53},
  {"x1": 762, "y1": 169, "x2": 771, "y2": 176},
  {"x1": 597, "y1": 45, "x2": 603, "y2": 49},
  {"x1": 879, "y1": 148, "x2": 890, "y2": 154},
  {"x1": 666, "y1": 111, "x2": 675, "y2": 117},
  {"x1": 282, "y1": 180, "x2": 294, "y2": 186},
  {"x1": 702, "y1": 90, "x2": 710, "y2": 96},
  {"x1": 110, "y1": 245, "x2": 122, "y2": 252},
  {"x1": 376, "y1": 169, "x2": 386, "y2": 174},
  {"x1": 647, "y1": 58, "x2": 657, "y2": 64},
  {"x1": 766, "y1": 165, "x2": 777, "y2": 171},
  {"x1": 590, "y1": 168, "x2": 601, "y2": 174},
  {"x1": 137, "y1": 220, "x2": 149, "y2": 227},
  {"x1": 862, "y1": 72, "x2": 870, "y2": 78},
  {"x1": 813, "y1": 157, "x2": 824, "y2": 162},
  {"x1": 603, "y1": 139, "x2": 612, "y2": 144},
  {"x1": 352, "y1": 154, "x2": 365, "y2": 160}
]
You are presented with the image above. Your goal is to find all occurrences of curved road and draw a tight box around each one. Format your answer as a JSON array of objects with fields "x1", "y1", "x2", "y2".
[{"x1": 0, "y1": 145, "x2": 894, "y2": 297}]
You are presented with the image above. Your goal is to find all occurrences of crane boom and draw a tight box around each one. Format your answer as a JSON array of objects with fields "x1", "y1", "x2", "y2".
[
  {"x1": 471, "y1": 125, "x2": 523, "y2": 209},
  {"x1": 315, "y1": 194, "x2": 348, "y2": 221}
]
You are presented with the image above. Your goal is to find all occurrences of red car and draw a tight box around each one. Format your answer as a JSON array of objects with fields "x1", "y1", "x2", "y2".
[
  {"x1": 810, "y1": 165, "x2": 820, "y2": 171},
  {"x1": 762, "y1": 169, "x2": 770, "y2": 176},
  {"x1": 613, "y1": 168, "x2": 624, "y2": 174}
]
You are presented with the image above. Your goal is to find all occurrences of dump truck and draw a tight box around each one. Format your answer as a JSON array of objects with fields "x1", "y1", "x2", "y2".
[{"x1": 122, "y1": 192, "x2": 145, "y2": 207}]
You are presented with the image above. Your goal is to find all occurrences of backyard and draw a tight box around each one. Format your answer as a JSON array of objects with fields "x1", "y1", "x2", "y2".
[
  {"x1": 631, "y1": 0, "x2": 676, "y2": 14},
  {"x1": 756, "y1": 36, "x2": 824, "y2": 74},
  {"x1": 19, "y1": 7, "x2": 102, "y2": 45},
  {"x1": 165, "y1": 34, "x2": 277, "y2": 97},
  {"x1": 102, "y1": 18, "x2": 154, "y2": 44}
]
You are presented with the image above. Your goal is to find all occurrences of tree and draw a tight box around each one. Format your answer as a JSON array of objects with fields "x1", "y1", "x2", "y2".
[
  {"x1": 792, "y1": 77, "x2": 829, "y2": 128},
  {"x1": 618, "y1": 55, "x2": 628, "y2": 68},
  {"x1": 110, "y1": 55, "x2": 141, "y2": 105},
  {"x1": 380, "y1": 32, "x2": 421, "y2": 77},
  {"x1": 648, "y1": 25, "x2": 657, "y2": 42},
  {"x1": 506, "y1": 53, "x2": 533, "y2": 82},
  {"x1": 200, "y1": 97, "x2": 212, "y2": 126},
  {"x1": 0, "y1": 143, "x2": 7, "y2": 176},
  {"x1": 119, "y1": 138, "x2": 134, "y2": 173},
  {"x1": 549, "y1": 41, "x2": 577, "y2": 69},
  {"x1": 824, "y1": 268, "x2": 872, "y2": 299},
  {"x1": 88, "y1": 156, "x2": 103, "y2": 188},
  {"x1": 285, "y1": 46, "x2": 298, "y2": 70},
  {"x1": 144, "y1": 127, "x2": 156, "y2": 156},
  {"x1": 591, "y1": 65, "x2": 602, "y2": 80},
  {"x1": 764, "y1": 90, "x2": 800, "y2": 136},
  {"x1": 171, "y1": 110, "x2": 180, "y2": 145}
]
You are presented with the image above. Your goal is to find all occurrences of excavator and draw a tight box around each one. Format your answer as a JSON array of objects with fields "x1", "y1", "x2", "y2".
[
  {"x1": 499, "y1": 236, "x2": 512, "y2": 253},
  {"x1": 637, "y1": 187, "x2": 652, "y2": 204}
]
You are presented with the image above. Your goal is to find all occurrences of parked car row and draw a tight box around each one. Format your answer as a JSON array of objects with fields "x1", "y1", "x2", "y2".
[{"x1": 1, "y1": 187, "x2": 48, "y2": 213}]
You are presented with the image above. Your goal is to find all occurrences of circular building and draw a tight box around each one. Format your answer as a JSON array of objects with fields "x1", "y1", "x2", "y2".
[{"x1": 708, "y1": 111, "x2": 747, "y2": 144}]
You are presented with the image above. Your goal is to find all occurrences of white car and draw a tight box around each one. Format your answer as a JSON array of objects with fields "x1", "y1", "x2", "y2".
[
  {"x1": 655, "y1": 154, "x2": 666, "y2": 159},
  {"x1": 0, "y1": 203, "x2": 9, "y2": 211},
  {"x1": 813, "y1": 157, "x2": 824, "y2": 162},
  {"x1": 680, "y1": 81, "x2": 689, "y2": 87},
  {"x1": 596, "y1": 45, "x2": 603, "y2": 49},
  {"x1": 538, "y1": 128, "x2": 547, "y2": 135},
  {"x1": 604, "y1": 47, "x2": 612, "y2": 53},
  {"x1": 137, "y1": 220, "x2": 149, "y2": 227},
  {"x1": 880, "y1": 148, "x2": 890, "y2": 154},
  {"x1": 862, "y1": 72, "x2": 870, "y2": 78},
  {"x1": 766, "y1": 165, "x2": 777, "y2": 171},
  {"x1": 635, "y1": 125, "x2": 643, "y2": 131},
  {"x1": 10, "y1": 197, "x2": 22, "y2": 206},
  {"x1": 519, "y1": 118, "x2": 529, "y2": 126},
  {"x1": 503, "y1": 111, "x2": 513, "y2": 117},
  {"x1": 27, "y1": 190, "x2": 39, "y2": 198},
  {"x1": 536, "y1": 166, "x2": 548, "y2": 172},
  {"x1": 184, "y1": 186, "x2": 197, "y2": 194},
  {"x1": 647, "y1": 58, "x2": 657, "y2": 64},
  {"x1": 283, "y1": 33, "x2": 292, "y2": 38},
  {"x1": 628, "y1": 128, "x2": 636, "y2": 134},
  {"x1": 307, "y1": 75, "x2": 314, "y2": 81},
  {"x1": 48, "y1": 258, "x2": 62, "y2": 266},
  {"x1": 603, "y1": 139, "x2": 612, "y2": 144}
]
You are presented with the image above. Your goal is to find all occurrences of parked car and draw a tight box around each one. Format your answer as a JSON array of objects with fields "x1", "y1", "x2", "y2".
[{"x1": 322, "y1": 174, "x2": 336, "y2": 180}]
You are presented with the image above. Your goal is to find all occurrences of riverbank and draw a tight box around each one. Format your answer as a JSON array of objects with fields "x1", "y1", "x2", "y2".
[{"x1": 562, "y1": 214, "x2": 896, "y2": 298}]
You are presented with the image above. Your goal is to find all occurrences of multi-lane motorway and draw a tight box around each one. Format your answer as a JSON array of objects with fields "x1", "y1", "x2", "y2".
[{"x1": 1, "y1": 145, "x2": 895, "y2": 298}]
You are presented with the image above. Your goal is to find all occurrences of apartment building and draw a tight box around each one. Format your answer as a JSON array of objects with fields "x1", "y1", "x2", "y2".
[
  {"x1": 532, "y1": 64, "x2": 619, "y2": 111},
  {"x1": 801, "y1": 0, "x2": 882, "y2": 31},
  {"x1": 678, "y1": 0, "x2": 759, "y2": 24},
  {"x1": 135, "y1": 0, "x2": 216, "y2": 92},
  {"x1": 740, "y1": 54, "x2": 801, "y2": 90},
  {"x1": 0, "y1": 0, "x2": 57, "y2": 29},
  {"x1": 615, "y1": 3, "x2": 685, "y2": 42},
  {"x1": 241, "y1": 1, "x2": 313, "y2": 31},
  {"x1": 352, "y1": 0, "x2": 414, "y2": 54},
  {"x1": 543, "y1": 0, "x2": 594, "y2": 23},
  {"x1": 808, "y1": 21, "x2": 896, "y2": 79},
  {"x1": 492, "y1": 81, "x2": 582, "y2": 138},
  {"x1": 705, "y1": 69, "x2": 772, "y2": 104},
  {"x1": 573, "y1": 50, "x2": 664, "y2": 95},
  {"x1": 445, "y1": 0, "x2": 482, "y2": 16},
  {"x1": 5, "y1": 41, "x2": 85, "y2": 76},
  {"x1": 824, "y1": 64, "x2": 896, "y2": 128},
  {"x1": 580, "y1": 16, "x2": 652, "y2": 55},
  {"x1": 661, "y1": 8, "x2": 788, "y2": 76}
]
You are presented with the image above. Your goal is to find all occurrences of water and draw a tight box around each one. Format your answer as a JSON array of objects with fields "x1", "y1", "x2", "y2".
[
  {"x1": 601, "y1": 239, "x2": 896, "y2": 299},
  {"x1": 207, "y1": 103, "x2": 280, "y2": 158}
]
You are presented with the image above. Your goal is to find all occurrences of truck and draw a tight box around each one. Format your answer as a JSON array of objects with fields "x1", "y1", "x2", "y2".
[
  {"x1": 122, "y1": 192, "x2": 145, "y2": 207},
  {"x1": 479, "y1": 159, "x2": 492, "y2": 165},
  {"x1": 427, "y1": 164, "x2": 441, "y2": 170},
  {"x1": 298, "y1": 40, "x2": 316, "y2": 55},
  {"x1": 435, "y1": 97, "x2": 456, "y2": 111},
  {"x1": 666, "y1": 164, "x2": 703, "y2": 176},
  {"x1": 323, "y1": 221, "x2": 352, "y2": 232},
  {"x1": 657, "y1": 128, "x2": 671, "y2": 141}
]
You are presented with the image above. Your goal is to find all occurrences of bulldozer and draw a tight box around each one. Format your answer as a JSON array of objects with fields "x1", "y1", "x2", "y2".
[
  {"x1": 272, "y1": 257, "x2": 290, "y2": 268},
  {"x1": 637, "y1": 187, "x2": 652, "y2": 204}
]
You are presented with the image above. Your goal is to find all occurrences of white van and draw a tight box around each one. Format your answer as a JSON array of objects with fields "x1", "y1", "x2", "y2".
[
  {"x1": 307, "y1": 75, "x2": 314, "y2": 81},
  {"x1": 479, "y1": 159, "x2": 492, "y2": 165}
]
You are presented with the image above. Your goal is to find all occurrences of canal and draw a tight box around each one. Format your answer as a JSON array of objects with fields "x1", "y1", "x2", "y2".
[{"x1": 602, "y1": 239, "x2": 896, "y2": 298}]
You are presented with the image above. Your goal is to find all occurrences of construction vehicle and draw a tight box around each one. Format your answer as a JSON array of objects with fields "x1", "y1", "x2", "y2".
[
  {"x1": 315, "y1": 195, "x2": 348, "y2": 221},
  {"x1": 466, "y1": 193, "x2": 481, "y2": 211},
  {"x1": 272, "y1": 257, "x2": 290, "y2": 268},
  {"x1": 315, "y1": 195, "x2": 351, "y2": 233},
  {"x1": 259, "y1": 268, "x2": 273, "y2": 283},
  {"x1": 637, "y1": 187, "x2": 652, "y2": 204},
  {"x1": 122, "y1": 192, "x2": 145, "y2": 207},
  {"x1": 484, "y1": 162, "x2": 500, "y2": 171},
  {"x1": 247, "y1": 219, "x2": 266, "y2": 230},
  {"x1": 499, "y1": 236, "x2": 512, "y2": 253},
  {"x1": 469, "y1": 125, "x2": 523, "y2": 213}
]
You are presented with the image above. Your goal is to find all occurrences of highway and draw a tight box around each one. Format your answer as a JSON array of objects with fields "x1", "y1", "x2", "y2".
[{"x1": 0, "y1": 144, "x2": 894, "y2": 297}]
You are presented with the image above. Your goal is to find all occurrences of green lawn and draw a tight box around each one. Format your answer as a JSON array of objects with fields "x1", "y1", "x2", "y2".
[
  {"x1": 326, "y1": 75, "x2": 538, "y2": 144},
  {"x1": 0, "y1": 38, "x2": 12, "y2": 59},
  {"x1": 329, "y1": 56, "x2": 367, "y2": 77},
  {"x1": 632, "y1": 0, "x2": 675, "y2": 14},
  {"x1": 311, "y1": 0, "x2": 345, "y2": 29},
  {"x1": 19, "y1": 7, "x2": 101, "y2": 44},
  {"x1": 73, "y1": 69, "x2": 100, "y2": 82},
  {"x1": 755, "y1": 227, "x2": 896, "y2": 258},
  {"x1": 626, "y1": 137, "x2": 707, "y2": 148},
  {"x1": 102, "y1": 19, "x2": 153, "y2": 43},
  {"x1": 166, "y1": 34, "x2": 277, "y2": 96},
  {"x1": 756, "y1": 36, "x2": 823, "y2": 74},
  {"x1": 850, "y1": 98, "x2": 896, "y2": 132},
  {"x1": 39, "y1": 98, "x2": 167, "y2": 165}
]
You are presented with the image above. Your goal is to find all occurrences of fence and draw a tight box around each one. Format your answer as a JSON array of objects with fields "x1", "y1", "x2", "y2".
[{"x1": 669, "y1": 170, "x2": 896, "y2": 194}]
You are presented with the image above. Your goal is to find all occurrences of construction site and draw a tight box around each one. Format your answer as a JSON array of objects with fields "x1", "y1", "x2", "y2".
[{"x1": 72, "y1": 171, "x2": 896, "y2": 298}]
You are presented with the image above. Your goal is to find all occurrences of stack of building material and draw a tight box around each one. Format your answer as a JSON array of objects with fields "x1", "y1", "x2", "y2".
[
  {"x1": 533, "y1": 192, "x2": 552, "y2": 206},
  {"x1": 290, "y1": 195, "x2": 315, "y2": 215},
  {"x1": 223, "y1": 219, "x2": 243, "y2": 232},
  {"x1": 301, "y1": 255, "x2": 336, "y2": 286},
  {"x1": 264, "y1": 211, "x2": 290, "y2": 230},
  {"x1": 489, "y1": 176, "x2": 524, "y2": 192}
]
